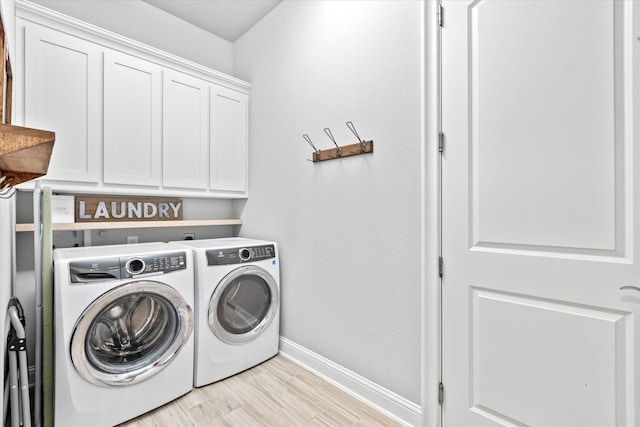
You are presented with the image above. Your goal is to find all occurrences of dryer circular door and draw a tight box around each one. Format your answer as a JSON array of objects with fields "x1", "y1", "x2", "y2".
[
  {"x1": 208, "y1": 265, "x2": 279, "y2": 345},
  {"x1": 70, "y1": 281, "x2": 193, "y2": 387}
]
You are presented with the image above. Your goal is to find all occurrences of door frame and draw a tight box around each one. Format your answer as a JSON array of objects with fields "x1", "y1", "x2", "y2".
[{"x1": 422, "y1": 1, "x2": 442, "y2": 427}]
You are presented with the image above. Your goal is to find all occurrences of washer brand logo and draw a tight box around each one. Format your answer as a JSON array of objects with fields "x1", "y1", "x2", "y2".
[{"x1": 75, "y1": 196, "x2": 183, "y2": 222}]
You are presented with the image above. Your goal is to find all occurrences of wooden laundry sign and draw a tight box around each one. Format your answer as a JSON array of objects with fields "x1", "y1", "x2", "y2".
[{"x1": 75, "y1": 196, "x2": 183, "y2": 222}]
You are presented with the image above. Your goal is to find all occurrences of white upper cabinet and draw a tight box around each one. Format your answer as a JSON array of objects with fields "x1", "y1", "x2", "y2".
[
  {"x1": 23, "y1": 23, "x2": 101, "y2": 184},
  {"x1": 15, "y1": 2, "x2": 250, "y2": 198},
  {"x1": 104, "y1": 51, "x2": 162, "y2": 187},
  {"x1": 210, "y1": 86, "x2": 248, "y2": 193},
  {"x1": 162, "y1": 70, "x2": 210, "y2": 190}
]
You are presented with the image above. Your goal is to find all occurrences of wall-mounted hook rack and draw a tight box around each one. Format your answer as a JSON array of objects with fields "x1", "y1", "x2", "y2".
[
  {"x1": 302, "y1": 121, "x2": 373, "y2": 163},
  {"x1": 311, "y1": 140, "x2": 373, "y2": 162}
]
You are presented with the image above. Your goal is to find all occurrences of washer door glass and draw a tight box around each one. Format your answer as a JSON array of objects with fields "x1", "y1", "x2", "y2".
[
  {"x1": 209, "y1": 265, "x2": 279, "y2": 344},
  {"x1": 71, "y1": 281, "x2": 193, "y2": 387}
]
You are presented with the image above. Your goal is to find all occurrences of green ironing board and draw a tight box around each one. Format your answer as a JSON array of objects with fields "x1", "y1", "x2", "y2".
[{"x1": 41, "y1": 188, "x2": 53, "y2": 427}]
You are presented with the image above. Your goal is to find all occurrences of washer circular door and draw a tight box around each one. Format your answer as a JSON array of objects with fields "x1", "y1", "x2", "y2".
[
  {"x1": 70, "y1": 281, "x2": 193, "y2": 387},
  {"x1": 208, "y1": 265, "x2": 279, "y2": 344}
]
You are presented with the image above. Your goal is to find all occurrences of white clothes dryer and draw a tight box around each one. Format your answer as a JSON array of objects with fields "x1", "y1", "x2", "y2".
[
  {"x1": 53, "y1": 242, "x2": 194, "y2": 427},
  {"x1": 173, "y1": 238, "x2": 280, "y2": 387}
]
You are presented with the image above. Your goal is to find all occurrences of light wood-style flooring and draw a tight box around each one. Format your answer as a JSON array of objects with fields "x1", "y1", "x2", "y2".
[{"x1": 117, "y1": 355, "x2": 401, "y2": 427}]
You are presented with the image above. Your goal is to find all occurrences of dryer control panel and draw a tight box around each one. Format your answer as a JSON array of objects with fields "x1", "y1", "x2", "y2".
[
  {"x1": 206, "y1": 244, "x2": 276, "y2": 266},
  {"x1": 69, "y1": 251, "x2": 187, "y2": 283}
]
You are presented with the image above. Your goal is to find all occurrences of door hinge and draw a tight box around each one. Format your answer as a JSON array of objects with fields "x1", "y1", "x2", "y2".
[
  {"x1": 438, "y1": 132, "x2": 444, "y2": 153},
  {"x1": 439, "y1": 382, "x2": 444, "y2": 405},
  {"x1": 438, "y1": 256, "x2": 444, "y2": 278},
  {"x1": 438, "y1": 5, "x2": 444, "y2": 27}
]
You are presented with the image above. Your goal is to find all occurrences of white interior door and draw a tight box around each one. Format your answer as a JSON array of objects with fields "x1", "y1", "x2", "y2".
[{"x1": 441, "y1": 1, "x2": 639, "y2": 426}]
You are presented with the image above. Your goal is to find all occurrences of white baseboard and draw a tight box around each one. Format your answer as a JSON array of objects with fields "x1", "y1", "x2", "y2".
[{"x1": 279, "y1": 336, "x2": 422, "y2": 426}]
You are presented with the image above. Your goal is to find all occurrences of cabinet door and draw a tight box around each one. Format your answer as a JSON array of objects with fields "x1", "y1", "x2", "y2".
[
  {"x1": 210, "y1": 85, "x2": 248, "y2": 193},
  {"x1": 163, "y1": 70, "x2": 209, "y2": 190},
  {"x1": 24, "y1": 23, "x2": 101, "y2": 183},
  {"x1": 103, "y1": 51, "x2": 161, "y2": 186}
]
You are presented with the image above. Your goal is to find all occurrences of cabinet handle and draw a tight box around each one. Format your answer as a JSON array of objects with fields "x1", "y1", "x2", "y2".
[{"x1": 620, "y1": 286, "x2": 640, "y2": 292}]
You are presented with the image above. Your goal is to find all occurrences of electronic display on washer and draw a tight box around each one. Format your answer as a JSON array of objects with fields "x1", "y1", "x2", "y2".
[
  {"x1": 121, "y1": 251, "x2": 187, "y2": 278},
  {"x1": 68, "y1": 251, "x2": 187, "y2": 283}
]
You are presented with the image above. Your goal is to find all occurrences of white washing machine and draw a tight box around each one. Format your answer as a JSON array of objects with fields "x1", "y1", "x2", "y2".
[
  {"x1": 53, "y1": 242, "x2": 194, "y2": 427},
  {"x1": 173, "y1": 238, "x2": 280, "y2": 387}
]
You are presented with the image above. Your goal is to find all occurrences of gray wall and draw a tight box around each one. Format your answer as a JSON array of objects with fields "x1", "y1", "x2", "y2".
[{"x1": 234, "y1": 0, "x2": 422, "y2": 404}]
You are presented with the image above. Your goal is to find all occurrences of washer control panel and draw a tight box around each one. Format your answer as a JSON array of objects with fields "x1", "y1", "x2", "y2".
[
  {"x1": 206, "y1": 244, "x2": 276, "y2": 266},
  {"x1": 69, "y1": 251, "x2": 187, "y2": 283},
  {"x1": 120, "y1": 251, "x2": 187, "y2": 278}
]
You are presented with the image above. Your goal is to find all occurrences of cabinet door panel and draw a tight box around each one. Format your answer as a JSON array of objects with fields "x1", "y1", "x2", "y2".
[
  {"x1": 24, "y1": 24, "x2": 101, "y2": 183},
  {"x1": 163, "y1": 71, "x2": 209, "y2": 190},
  {"x1": 103, "y1": 51, "x2": 161, "y2": 186},
  {"x1": 210, "y1": 86, "x2": 247, "y2": 193}
]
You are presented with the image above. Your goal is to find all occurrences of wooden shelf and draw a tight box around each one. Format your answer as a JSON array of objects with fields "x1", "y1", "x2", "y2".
[
  {"x1": 15, "y1": 219, "x2": 242, "y2": 232},
  {"x1": 0, "y1": 124, "x2": 55, "y2": 186}
]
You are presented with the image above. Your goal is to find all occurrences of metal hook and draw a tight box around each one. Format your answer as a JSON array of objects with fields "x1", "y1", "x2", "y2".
[
  {"x1": 346, "y1": 121, "x2": 362, "y2": 142},
  {"x1": 346, "y1": 121, "x2": 366, "y2": 153},
  {"x1": 324, "y1": 128, "x2": 339, "y2": 148},
  {"x1": 303, "y1": 134, "x2": 319, "y2": 152},
  {"x1": 324, "y1": 128, "x2": 341, "y2": 157}
]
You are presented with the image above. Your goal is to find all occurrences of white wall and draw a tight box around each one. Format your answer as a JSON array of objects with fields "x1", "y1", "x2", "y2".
[
  {"x1": 234, "y1": 0, "x2": 422, "y2": 404},
  {"x1": 28, "y1": 0, "x2": 234, "y2": 75}
]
